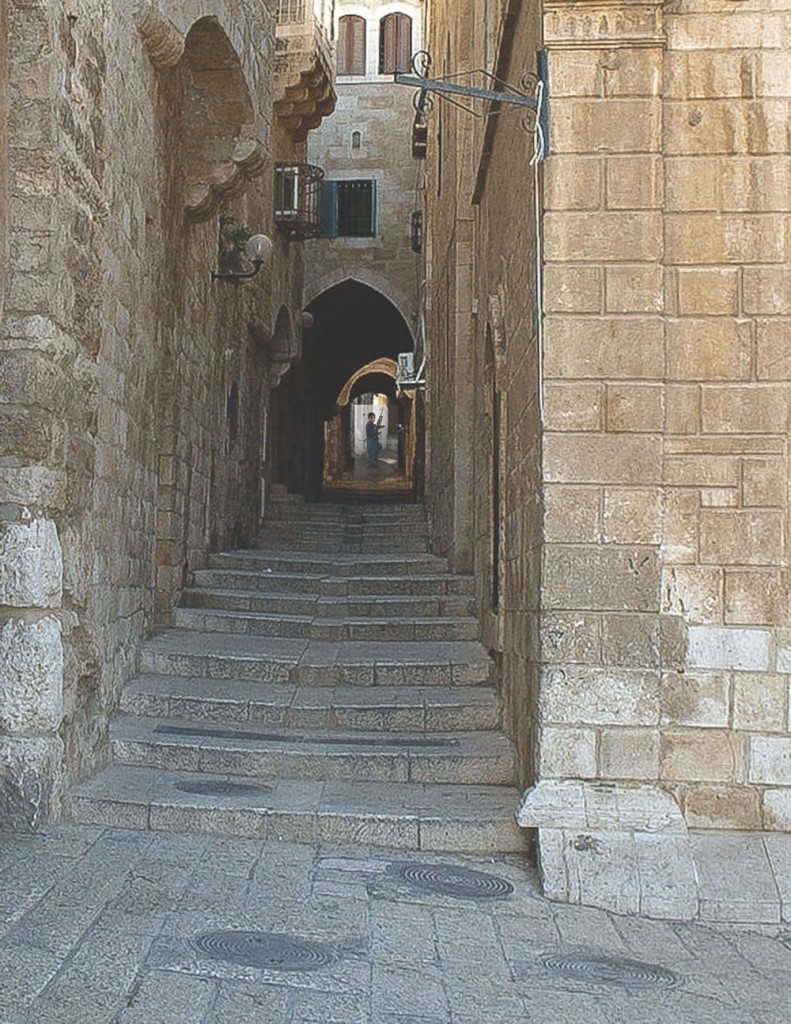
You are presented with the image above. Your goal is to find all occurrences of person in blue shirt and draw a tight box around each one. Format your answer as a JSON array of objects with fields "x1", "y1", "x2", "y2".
[{"x1": 365, "y1": 412, "x2": 381, "y2": 468}]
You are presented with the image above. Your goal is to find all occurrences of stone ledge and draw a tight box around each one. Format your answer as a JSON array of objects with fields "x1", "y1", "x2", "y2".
[{"x1": 518, "y1": 779, "x2": 699, "y2": 920}]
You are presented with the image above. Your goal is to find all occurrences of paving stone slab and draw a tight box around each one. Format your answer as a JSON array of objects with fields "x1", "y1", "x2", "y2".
[{"x1": 691, "y1": 832, "x2": 782, "y2": 924}]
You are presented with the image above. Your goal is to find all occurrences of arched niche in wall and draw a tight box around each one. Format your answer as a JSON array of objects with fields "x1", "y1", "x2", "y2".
[
  {"x1": 179, "y1": 18, "x2": 263, "y2": 220},
  {"x1": 135, "y1": 8, "x2": 265, "y2": 220}
]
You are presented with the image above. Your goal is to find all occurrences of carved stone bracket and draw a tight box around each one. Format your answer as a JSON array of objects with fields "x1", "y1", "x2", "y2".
[
  {"x1": 132, "y1": 1, "x2": 185, "y2": 68},
  {"x1": 185, "y1": 139, "x2": 267, "y2": 222},
  {"x1": 275, "y1": 58, "x2": 337, "y2": 143}
]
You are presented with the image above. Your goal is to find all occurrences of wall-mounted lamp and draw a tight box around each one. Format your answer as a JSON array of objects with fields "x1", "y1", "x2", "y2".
[{"x1": 212, "y1": 233, "x2": 273, "y2": 282}]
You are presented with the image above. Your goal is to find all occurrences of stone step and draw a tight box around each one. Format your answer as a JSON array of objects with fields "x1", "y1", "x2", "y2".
[
  {"x1": 66, "y1": 765, "x2": 527, "y2": 853},
  {"x1": 208, "y1": 550, "x2": 448, "y2": 576},
  {"x1": 120, "y1": 675, "x2": 502, "y2": 732},
  {"x1": 191, "y1": 568, "x2": 474, "y2": 597},
  {"x1": 259, "y1": 519, "x2": 428, "y2": 534},
  {"x1": 110, "y1": 716, "x2": 517, "y2": 785},
  {"x1": 138, "y1": 630, "x2": 494, "y2": 687},
  {"x1": 171, "y1": 606, "x2": 479, "y2": 642},
  {"x1": 253, "y1": 537, "x2": 432, "y2": 554},
  {"x1": 182, "y1": 587, "x2": 476, "y2": 619},
  {"x1": 266, "y1": 503, "x2": 426, "y2": 519}
]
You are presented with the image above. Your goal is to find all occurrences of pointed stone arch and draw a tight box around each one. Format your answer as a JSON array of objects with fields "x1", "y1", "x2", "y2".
[{"x1": 304, "y1": 271, "x2": 416, "y2": 344}]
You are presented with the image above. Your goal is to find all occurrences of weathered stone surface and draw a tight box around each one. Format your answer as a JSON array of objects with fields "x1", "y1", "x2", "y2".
[
  {"x1": 0, "y1": 616, "x2": 64, "y2": 733},
  {"x1": 749, "y1": 737, "x2": 791, "y2": 786},
  {"x1": 687, "y1": 625, "x2": 770, "y2": 671},
  {"x1": 661, "y1": 729, "x2": 744, "y2": 784},
  {"x1": 0, "y1": 517, "x2": 62, "y2": 608},
  {"x1": 660, "y1": 671, "x2": 729, "y2": 728},
  {"x1": 0, "y1": 735, "x2": 64, "y2": 829},
  {"x1": 541, "y1": 666, "x2": 660, "y2": 727},
  {"x1": 518, "y1": 781, "x2": 697, "y2": 919}
]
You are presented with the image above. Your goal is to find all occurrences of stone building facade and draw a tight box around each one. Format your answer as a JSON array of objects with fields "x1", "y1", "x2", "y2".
[
  {"x1": 305, "y1": 0, "x2": 423, "y2": 323},
  {"x1": 0, "y1": 0, "x2": 334, "y2": 827},
  {"x1": 420, "y1": 0, "x2": 791, "y2": 892}
]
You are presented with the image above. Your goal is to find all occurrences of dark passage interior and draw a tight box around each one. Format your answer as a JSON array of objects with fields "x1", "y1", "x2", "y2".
[{"x1": 271, "y1": 280, "x2": 415, "y2": 500}]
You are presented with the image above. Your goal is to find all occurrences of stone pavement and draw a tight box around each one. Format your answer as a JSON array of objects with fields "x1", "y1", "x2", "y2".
[{"x1": 1, "y1": 824, "x2": 791, "y2": 1024}]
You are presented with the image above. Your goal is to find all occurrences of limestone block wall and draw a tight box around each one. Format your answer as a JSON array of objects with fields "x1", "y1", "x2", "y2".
[
  {"x1": 469, "y1": 6, "x2": 544, "y2": 780},
  {"x1": 1, "y1": 0, "x2": 302, "y2": 825},
  {"x1": 541, "y1": 0, "x2": 791, "y2": 831},
  {"x1": 423, "y1": 1, "x2": 474, "y2": 572}
]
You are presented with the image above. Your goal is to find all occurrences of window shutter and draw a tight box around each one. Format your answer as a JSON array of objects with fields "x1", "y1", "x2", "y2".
[
  {"x1": 395, "y1": 14, "x2": 411, "y2": 74},
  {"x1": 380, "y1": 14, "x2": 412, "y2": 74},
  {"x1": 351, "y1": 17, "x2": 365, "y2": 75},
  {"x1": 338, "y1": 16, "x2": 365, "y2": 76},
  {"x1": 320, "y1": 180, "x2": 338, "y2": 237},
  {"x1": 338, "y1": 17, "x2": 350, "y2": 74},
  {"x1": 380, "y1": 15, "x2": 396, "y2": 74}
]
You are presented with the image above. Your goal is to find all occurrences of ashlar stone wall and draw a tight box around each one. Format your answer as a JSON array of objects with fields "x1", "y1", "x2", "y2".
[
  {"x1": 542, "y1": 0, "x2": 791, "y2": 833},
  {"x1": 1, "y1": 0, "x2": 303, "y2": 827},
  {"x1": 423, "y1": 0, "x2": 544, "y2": 775},
  {"x1": 305, "y1": 0, "x2": 423, "y2": 328},
  {"x1": 423, "y1": 0, "x2": 791, "y2": 839}
]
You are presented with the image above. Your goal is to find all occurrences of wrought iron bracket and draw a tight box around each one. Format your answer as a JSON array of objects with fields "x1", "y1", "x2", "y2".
[{"x1": 395, "y1": 50, "x2": 549, "y2": 159}]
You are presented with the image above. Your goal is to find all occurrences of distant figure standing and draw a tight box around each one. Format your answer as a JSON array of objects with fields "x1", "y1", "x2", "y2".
[{"x1": 365, "y1": 412, "x2": 381, "y2": 468}]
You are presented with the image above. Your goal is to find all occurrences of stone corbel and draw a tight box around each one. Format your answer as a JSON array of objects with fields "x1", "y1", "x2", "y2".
[
  {"x1": 185, "y1": 140, "x2": 267, "y2": 222},
  {"x1": 132, "y1": 2, "x2": 185, "y2": 68}
]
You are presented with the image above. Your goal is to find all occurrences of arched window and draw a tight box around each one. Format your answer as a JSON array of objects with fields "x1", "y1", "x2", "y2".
[
  {"x1": 379, "y1": 13, "x2": 412, "y2": 75},
  {"x1": 337, "y1": 15, "x2": 366, "y2": 76}
]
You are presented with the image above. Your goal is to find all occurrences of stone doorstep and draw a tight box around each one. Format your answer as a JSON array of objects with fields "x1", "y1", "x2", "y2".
[
  {"x1": 120, "y1": 676, "x2": 502, "y2": 733},
  {"x1": 518, "y1": 780, "x2": 699, "y2": 921},
  {"x1": 64, "y1": 765, "x2": 527, "y2": 853},
  {"x1": 109, "y1": 716, "x2": 518, "y2": 785}
]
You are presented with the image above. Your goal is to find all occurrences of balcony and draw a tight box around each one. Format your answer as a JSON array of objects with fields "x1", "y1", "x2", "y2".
[
  {"x1": 275, "y1": 0, "x2": 337, "y2": 142},
  {"x1": 275, "y1": 163, "x2": 324, "y2": 241}
]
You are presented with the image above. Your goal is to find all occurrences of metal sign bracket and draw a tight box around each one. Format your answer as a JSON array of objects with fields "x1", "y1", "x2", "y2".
[{"x1": 395, "y1": 50, "x2": 549, "y2": 160}]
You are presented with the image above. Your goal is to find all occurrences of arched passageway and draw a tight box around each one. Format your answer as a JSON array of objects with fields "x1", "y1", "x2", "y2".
[{"x1": 271, "y1": 280, "x2": 418, "y2": 501}]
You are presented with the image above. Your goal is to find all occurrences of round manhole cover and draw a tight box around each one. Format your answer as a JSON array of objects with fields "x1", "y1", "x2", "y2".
[
  {"x1": 194, "y1": 930, "x2": 335, "y2": 971},
  {"x1": 175, "y1": 781, "x2": 272, "y2": 798},
  {"x1": 390, "y1": 862, "x2": 514, "y2": 900},
  {"x1": 540, "y1": 953, "x2": 680, "y2": 990}
]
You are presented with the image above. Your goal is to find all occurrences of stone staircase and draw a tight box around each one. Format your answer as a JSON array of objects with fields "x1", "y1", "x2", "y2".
[{"x1": 67, "y1": 495, "x2": 526, "y2": 853}]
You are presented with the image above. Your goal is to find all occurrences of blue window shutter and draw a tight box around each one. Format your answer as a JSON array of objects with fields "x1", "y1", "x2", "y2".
[
  {"x1": 370, "y1": 179, "x2": 377, "y2": 235},
  {"x1": 320, "y1": 180, "x2": 338, "y2": 236}
]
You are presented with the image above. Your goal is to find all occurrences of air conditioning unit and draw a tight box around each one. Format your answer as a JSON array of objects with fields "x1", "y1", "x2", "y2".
[{"x1": 397, "y1": 352, "x2": 415, "y2": 379}]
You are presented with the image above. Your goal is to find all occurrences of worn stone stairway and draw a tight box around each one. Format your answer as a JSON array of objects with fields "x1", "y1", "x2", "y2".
[{"x1": 67, "y1": 493, "x2": 526, "y2": 853}]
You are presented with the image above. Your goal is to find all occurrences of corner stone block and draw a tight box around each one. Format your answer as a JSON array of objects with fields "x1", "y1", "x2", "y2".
[
  {"x1": 518, "y1": 780, "x2": 698, "y2": 920},
  {"x1": 0, "y1": 735, "x2": 64, "y2": 830},
  {"x1": 0, "y1": 517, "x2": 63, "y2": 608},
  {"x1": 0, "y1": 616, "x2": 64, "y2": 733}
]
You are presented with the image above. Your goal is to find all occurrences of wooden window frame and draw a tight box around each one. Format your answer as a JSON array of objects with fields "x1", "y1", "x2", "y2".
[
  {"x1": 338, "y1": 15, "x2": 366, "y2": 77},
  {"x1": 379, "y1": 12, "x2": 412, "y2": 75}
]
